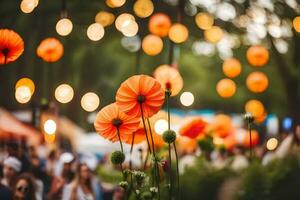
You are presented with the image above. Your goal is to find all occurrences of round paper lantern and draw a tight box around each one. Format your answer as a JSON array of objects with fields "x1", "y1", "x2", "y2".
[
  {"x1": 195, "y1": 12, "x2": 214, "y2": 30},
  {"x1": 15, "y1": 86, "x2": 32, "y2": 104},
  {"x1": 293, "y1": 16, "x2": 300, "y2": 33},
  {"x1": 204, "y1": 26, "x2": 223, "y2": 43},
  {"x1": 87, "y1": 23, "x2": 104, "y2": 41},
  {"x1": 222, "y1": 58, "x2": 242, "y2": 78},
  {"x1": 121, "y1": 20, "x2": 139, "y2": 37},
  {"x1": 134, "y1": 0, "x2": 154, "y2": 18},
  {"x1": 106, "y1": 0, "x2": 126, "y2": 8},
  {"x1": 245, "y1": 99, "x2": 265, "y2": 118},
  {"x1": 243, "y1": 130, "x2": 259, "y2": 148},
  {"x1": 246, "y1": 45, "x2": 269, "y2": 67},
  {"x1": 168, "y1": 23, "x2": 189, "y2": 43},
  {"x1": 55, "y1": 84, "x2": 74, "y2": 104},
  {"x1": 216, "y1": 78, "x2": 236, "y2": 98},
  {"x1": 246, "y1": 71, "x2": 269, "y2": 93},
  {"x1": 148, "y1": 13, "x2": 171, "y2": 37},
  {"x1": 142, "y1": 34, "x2": 163, "y2": 56},
  {"x1": 81, "y1": 92, "x2": 100, "y2": 112},
  {"x1": 180, "y1": 92, "x2": 194, "y2": 107},
  {"x1": 56, "y1": 18, "x2": 73, "y2": 36},
  {"x1": 115, "y1": 13, "x2": 135, "y2": 31},
  {"x1": 15, "y1": 77, "x2": 35, "y2": 95},
  {"x1": 95, "y1": 11, "x2": 115, "y2": 27}
]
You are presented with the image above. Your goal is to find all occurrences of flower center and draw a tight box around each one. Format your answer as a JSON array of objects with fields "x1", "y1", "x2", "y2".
[
  {"x1": 2, "y1": 48, "x2": 9, "y2": 56},
  {"x1": 137, "y1": 95, "x2": 146, "y2": 103},
  {"x1": 112, "y1": 118, "x2": 123, "y2": 127},
  {"x1": 165, "y1": 82, "x2": 172, "y2": 90}
]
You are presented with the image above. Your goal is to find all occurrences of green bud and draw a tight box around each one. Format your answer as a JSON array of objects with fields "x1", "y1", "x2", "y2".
[
  {"x1": 162, "y1": 130, "x2": 177, "y2": 143},
  {"x1": 110, "y1": 151, "x2": 125, "y2": 165}
]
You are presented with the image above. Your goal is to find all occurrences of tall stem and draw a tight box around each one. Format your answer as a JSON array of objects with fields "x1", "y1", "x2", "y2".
[
  {"x1": 168, "y1": 143, "x2": 172, "y2": 200},
  {"x1": 140, "y1": 104, "x2": 152, "y2": 154},
  {"x1": 248, "y1": 122, "x2": 252, "y2": 161},
  {"x1": 129, "y1": 132, "x2": 135, "y2": 170},
  {"x1": 173, "y1": 142, "x2": 180, "y2": 197},
  {"x1": 116, "y1": 128, "x2": 125, "y2": 178}
]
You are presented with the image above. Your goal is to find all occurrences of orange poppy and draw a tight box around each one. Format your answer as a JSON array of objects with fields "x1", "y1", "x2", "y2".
[
  {"x1": 37, "y1": 38, "x2": 63, "y2": 62},
  {"x1": 125, "y1": 127, "x2": 146, "y2": 145},
  {"x1": 176, "y1": 136, "x2": 197, "y2": 154},
  {"x1": 148, "y1": 131, "x2": 165, "y2": 150},
  {"x1": 243, "y1": 130, "x2": 259, "y2": 148},
  {"x1": 94, "y1": 103, "x2": 140, "y2": 143},
  {"x1": 0, "y1": 29, "x2": 24, "y2": 65},
  {"x1": 212, "y1": 114, "x2": 233, "y2": 138},
  {"x1": 179, "y1": 117, "x2": 207, "y2": 139},
  {"x1": 153, "y1": 65, "x2": 183, "y2": 96},
  {"x1": 116, "y1": 75, "x2": 165, "y2": 118}
]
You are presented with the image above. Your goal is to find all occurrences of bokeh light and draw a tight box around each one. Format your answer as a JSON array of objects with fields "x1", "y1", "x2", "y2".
[
  {"x1": 43, "y1": 119, "x2": 57, "y2": 135},
  {"x1": 142, "y1": 34, "x2": 163, "y2": 56},
  {"x1": 15, "y1": 86, "x2": 32, "y2": 104},
  {"x1": 87, "y1": 23, "x2": 105, "y2": 41},
  {"x1": 246, "y1": 71, "x2": 269, "y2": 93},
  {"x1": 149, "y1": 13, "x2": 172, "y2": 37},
  {"x1": 195, "y1": 12, "x2": 214, "y2": 30},
  {"x1": 293, "y1": 16, "x2": 300, "y2": 33},
  {"x1": 95, "y1": 11, "x2": 115, "y2": 27},
  {"x1": 15, "y1": 77, "x2": 35, "y2": 95},
  {"x1": 245, "y1": 99, "x2": 265, "y2": 118},
  {"x1": 154, "y1": 119, "x2": 168, "y2": 135},
  {"x1": 115, "y1": 13, "x2": 135, "y2": 31},
  {"x1": 81, "y1": 92, "x2": 100, "y2": 112},
  {"x1": 134, "y1": 0, "x2": 154, "y2": 18},
  {"x1": 56, "y1": 18, "x2": 73, "y2": 36},
  {"x1": 180, "y1": 92, "x2": 194, "y2": 107},
  {"x1": 20, "y1": 0, "x2": 35, "y2": 13},
  {"x1": 204, "y1": 26, "x2": 223, "y2": 43},
  {"x1": 216, "y1": 78, "x2": 236, "y2": 98},
  {"x1": 106, "y1": 0, "x2": 126, "y2": 8},
  {"x1": 121, "y1": 20, "x2": 139, "y2": 37},
  {"x1": 266, "y1": 137, "x2": 278, "y2": 151},
  {"x1": 55, "y1": 84, "x2": 74, "y2": 104},
  {"x1": 168, "y1": 23, "x2": 189, "y2": 43},
  {"x1": 222, "y1": 58, "x2": 242, "y2": 78}
]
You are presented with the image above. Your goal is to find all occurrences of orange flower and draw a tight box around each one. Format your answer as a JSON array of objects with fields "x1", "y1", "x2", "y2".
[
  {"x1": 0, "y1": 29, "x2": 24, "y2": 65},
  {"x1": 116, "y1": 75, "x2": 165, "y2": 118},
  {"x1": 37, "y1": 38, "x2": 63, "y2": 62},
  {"x1": 153, "y1": 65, "x2": 183, "y2": 96},
  {"x1": 94, "y1": 103, "x2": 140, "y2": 143},
  {"x1": 125, "y1": 127, "x2": 146, "y2": 144},
  {"x1": 179, "y1": 117, "x2": 206, "y2": 139},
  {"x1": 176, "y1": 136, "x2": 197, "y2": 154},
  {"x1": 212, "y1": 114, "x2": 233, "y2": 138}
]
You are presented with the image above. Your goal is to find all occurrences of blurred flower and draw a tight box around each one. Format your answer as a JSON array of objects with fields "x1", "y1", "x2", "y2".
[
  {"x1": 94, "y1": 103, "x2": 140, "y2": 143},
  {"x1": 153, "y1": 65, "x2": 183, "y2": 96},
  {"x1": 37, "y1": 38, "x2": 63, "y2": 62},
  {"x1": 179, "y1": 117, "x2": 206, "y2": 139},
  {"x1": 0, "y1": 29, "x2": 24, "y2": 65},
  {"x1": 125, "y1": 127, "x2": 146, "y2": 144},
  {"x1": 116, "y1": 75, "x2": 165, "y2": 118},
  {"x1": 148, "y1": 13, "x2": 172, "y2": 37}
]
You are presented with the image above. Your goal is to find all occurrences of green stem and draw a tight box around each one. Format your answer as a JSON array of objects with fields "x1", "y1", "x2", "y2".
[
  {"x1": 116, "y1": 128, "x2": 125, "y2": 178},
  {"x1": 248, "y1": 122, "x2": 252, "y2": 161},
  {"x1": 129, "y1": 132, "x2": 135, "y2": 170},
  {"x1": 173, "y1": 142, "x2": 180, "y2": 198},
  {"x1": 168, "y1": 143, "x2": 172, "y2": 200},
  {"x1": 140, "y1": 104, "x2": 152, "y2": 154}
]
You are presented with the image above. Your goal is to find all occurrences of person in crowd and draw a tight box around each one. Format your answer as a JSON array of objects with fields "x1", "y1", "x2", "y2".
[
  {"x1": 62, "y1": 163, "x2": 103, "y2": 200},
  {"x1": 1, "y1": 157, "x2": 22, "y2": 188},
  {"x1": 47, "y1": 152, "x2": 75, "y2": 200},
  {"x1": 12, "y1": 173, "x2": 36, "y2": 200},
  {"x1": 0, "y1": 182, "x2": 12, "y2": 200}
]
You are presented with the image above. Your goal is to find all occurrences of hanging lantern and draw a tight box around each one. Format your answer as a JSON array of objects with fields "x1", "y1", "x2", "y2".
[
  {"x1": 245, "y1": 99, "x2": 265, "y2": 118},
  {"x1": 168, "y1": 23, "x2": 189, "y2": 43},
  {"x1": 133, "y1": 0, "x2": 154, "y2": 18},
  {"x1": 142, "y1": 34, "x2": 163, "y2": 56},
  {"x1": 204, "y1": 26, "x2": 223, "y2": 43},
  {"x1": 106, "y1": 0, "x2": 126, "y2": 8},
  {"x1": 115, "y1": 13, "x2": 135, "y2": 31},
  {"x1": 87, "y1": 23, "x2": 105, "y2": 41},
  {"x1": 222, "y1": 58, "x2": 242, "y2": 78},
  {"x1": 55, "y1": 84, "x2": 74, "y2": 104},
  {"x1": 56, "y1": 18, "x2": 73, "y2": 36},
  {"x1": 243, "y1": 130, "x2": 259, "y2": 148},
  {"x1": 81, "y1": 92, "x2": 100, "y2": 112},
  {"x1": 195, "y1": 12, "x2": 214, "y2": 30},
  {"x1": 216, "y1": 78, "x2": 236, "y2": 98},
  {"x1": 95, "y1": 11, "x2": 115, "y2": 27},
  {"x1": 15, "y1": 77, "x2": 35, "y2": 95},
  {"x1": 148, "y1": 13, "x2": 172, "y2": 37},
  {"x1": 246, "y1": 45, "x2": 269, "y2": 67},
  {"x1": 293, "y1": 16, "x2": 300, "y2": 33},
  {"x1": 246, "y1": 71, "x2": 269, "y2": 93}
]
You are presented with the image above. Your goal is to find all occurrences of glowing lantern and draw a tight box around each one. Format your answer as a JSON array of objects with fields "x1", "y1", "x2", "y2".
[
  {"x1": 15, "y1": 86, "x2": 32, "y2": 104},
  {"x1": 134, "y1": 0, "x2": 154, "y2": 18},
  {"x1": 266, "y1": 138, "x2": 278, "y2": 150},
  {"x1": 115, "y1": 13, "x2": 135, "y2": 31},
  {"x1": 222, "y1": 58, "x2": 242, "y2": 78},
  {"x1": 15, "y1": 77, "x2": 35, "y2": 95},
  {"x1": 20, "y1": 0, "x2": 35, "y2": 13},
  {"x1": 204, "y1": 26, "x2": 223, "y2": 43},
  {"x1": 106, "y1": 0, "x2": 126, "y2": 8},
  {"x1": 180, "y1": 92, "x2": 194, "y2": 107},
  {"x1": 246, "y1": 45, "x2": 269, "y2": 67},
  {"x1": 168, "y1": 23, "x2": 189, "y2": 43},
  {"x1": 81, "y1": 92, "x2": 100, "y2": 112},
  {"x1": 56, "y1": 18, "x2": 73, "y2": 36},
  {"x1": 121, "y1": 20, "x2": 139, "y2": 37},
  {"x1": 149, "y1": 13, "x2": 171, "y2": 37},
  {"x1": 154, "y1": 119, "x2": 168, "y2": 135},
  {"x1": 243, "y1": 130, "x2": 259, "y2": 148},
  {"x1": 95, "y1": 11, "x2": 115, "y2": 27},
  {"x1": 246, "y1": 71, "x2": 269, "y2": 93},
  {"x1": 245, "y1": 99, "x2": 265, "y2": 118},
  {"x1": 293, "y1": 16, "x2": 300, "y2": 33},
  {"x1": 87, "y1": 23, "x2": 104, "y2": 41},
  {"x1": 142, "y1": 34, "x2": 163, "y2": 56},
  {"x1": 195, "y1": 12, "x2": 214, "y2": 30},
  {"x1": 55, "y1": 84, "x2": 74, "y2": 104},
  {"x1": 216, "y1": 78, "x2": 236, "y2": 98}
]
